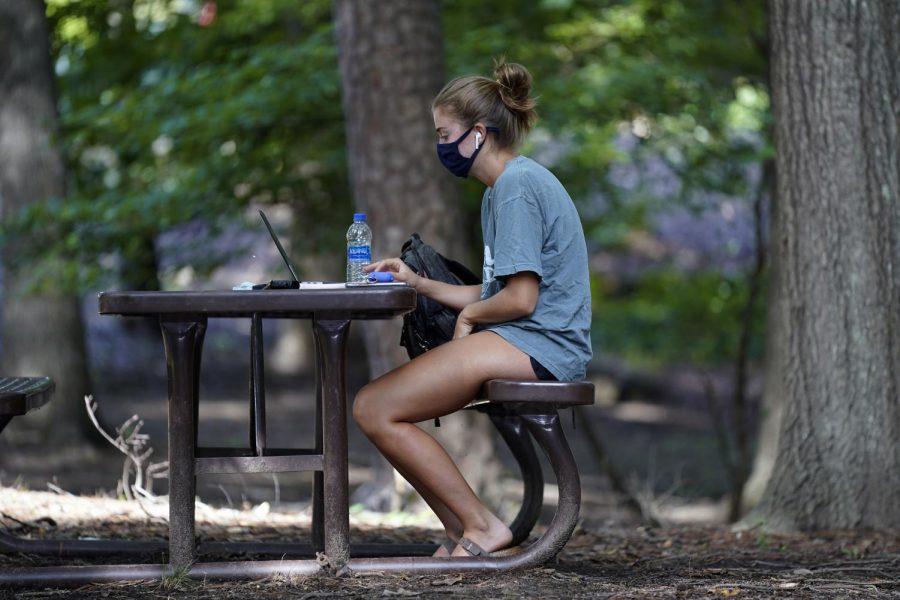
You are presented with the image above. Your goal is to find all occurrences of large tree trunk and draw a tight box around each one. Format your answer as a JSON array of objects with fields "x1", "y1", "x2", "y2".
[
  {"x1": 333, "y1": 0, "x2": 502, "y2": 509},
  {"x1": 0, "y1": 0, "x2": 94, "y2": 442},
  {"x1": 751, "y1": 0, "x2": 900, "y2": 531}
]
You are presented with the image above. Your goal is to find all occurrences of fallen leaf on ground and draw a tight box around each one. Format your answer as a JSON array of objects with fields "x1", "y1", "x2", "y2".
[
  {"x1": 382, "y1": 588, "x2": 419, "y2": 597},
  {"x1": 431, "y1": 575, "x2": 463, "y2": 586},
  {"x1": 710, "y1": 585, "x2": 743, "y2": 596}
]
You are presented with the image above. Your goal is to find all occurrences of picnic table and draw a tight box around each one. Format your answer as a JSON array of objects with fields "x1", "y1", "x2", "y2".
[{"x1": 0, "y1": 286, "x2": 593, "y2": 586}]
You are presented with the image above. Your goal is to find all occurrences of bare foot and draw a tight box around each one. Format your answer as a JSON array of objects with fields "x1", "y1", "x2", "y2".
[{"x1": 450, "y1": 513, "x2": 512, "y2": 557}]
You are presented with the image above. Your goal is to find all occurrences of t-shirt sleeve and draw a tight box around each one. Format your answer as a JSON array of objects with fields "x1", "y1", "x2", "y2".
[{"x1": 492, "y1": 195, "x2": 543, "y2": 279}]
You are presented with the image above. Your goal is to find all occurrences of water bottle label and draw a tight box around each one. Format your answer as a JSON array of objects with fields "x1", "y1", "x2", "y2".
[{"x1": 347, "y1": 245, "x2": 371, "y2": 262}]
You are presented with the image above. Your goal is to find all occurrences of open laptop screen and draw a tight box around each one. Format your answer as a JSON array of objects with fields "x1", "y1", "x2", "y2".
[{"x1": 258, "y1": 209, "x2": 300, "y2": 282}]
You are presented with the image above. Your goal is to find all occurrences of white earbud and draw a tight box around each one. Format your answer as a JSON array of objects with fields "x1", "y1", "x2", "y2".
[{"x1": 475, "y1": 132, "x2": 482, "y2": 149}]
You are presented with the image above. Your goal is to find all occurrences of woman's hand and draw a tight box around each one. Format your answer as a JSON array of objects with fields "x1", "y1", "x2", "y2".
[
  {"x1": 364, "y1": 258, "x2": 421, "y2": 289},
  {"x1": 453, "y1": 307, "x2": 475, "y2": 339}
]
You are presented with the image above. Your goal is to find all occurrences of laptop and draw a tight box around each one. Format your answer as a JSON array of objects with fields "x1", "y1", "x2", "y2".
[{"x1": 258, "y1": 209, "x2": 301, "y2": 288}]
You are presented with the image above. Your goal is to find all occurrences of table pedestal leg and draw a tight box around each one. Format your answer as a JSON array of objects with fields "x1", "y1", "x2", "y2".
[
  {"x1": 311, "y1": 325, "x2": 325, "y2": 551},
  {"x1": 312, "y1": 318, "x2": 350, "y2": 567},
  {"x1": 161, "y1": 317, "x2": 207, "y2": 571}
]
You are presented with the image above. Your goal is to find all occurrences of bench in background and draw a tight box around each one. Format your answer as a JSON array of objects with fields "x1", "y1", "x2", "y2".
[{"x1": 0, "y1": 376, "x2": 55, "y2": 436}]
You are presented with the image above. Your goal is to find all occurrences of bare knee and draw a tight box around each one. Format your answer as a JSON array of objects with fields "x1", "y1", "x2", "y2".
[{"x1": 353, "y1": 383, "x2": 388, "y2": 439}]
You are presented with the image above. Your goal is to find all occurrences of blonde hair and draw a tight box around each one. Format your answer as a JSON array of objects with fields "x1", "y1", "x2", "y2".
[{"x1": 432, "y1": 59, "x2": 538, "y2": 150}]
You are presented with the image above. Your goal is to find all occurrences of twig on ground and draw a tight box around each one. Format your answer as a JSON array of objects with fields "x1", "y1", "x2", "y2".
[
  {"x1": 83, "y1": 394, "x2": 168, "y2": 511},
  {"x1": 811, "y1": 556, "x2": 900, "y2": 568},
  {"x1": 46, "y1": 481, "x2": 75, "y2": 497},
  {"x1": 1, "y1": 511, "x2": 56, "y2": 530},
  {"x1": 624, "y1": 453, "x2": 683, "y2": 525},
  {"x1": 807, "y1": 579, "x2": 893, "y2": 589},
  {"x1": 218, "y1": 484, "x2": 234, "y2": 508}
]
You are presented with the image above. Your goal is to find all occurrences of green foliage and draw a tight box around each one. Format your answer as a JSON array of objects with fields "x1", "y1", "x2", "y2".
[
  {"x1": 2, "y1": 0, "x2": 770, "y2": 367},
  {"x1": 444, "y1": 0, "x2": 769, "y2": 199},
  {"x1": 592, "y1": 269, "x2": 766, "y2": 367},
  {"x1": 4, "y1": 0, "x2": 349, "y2": 291}
]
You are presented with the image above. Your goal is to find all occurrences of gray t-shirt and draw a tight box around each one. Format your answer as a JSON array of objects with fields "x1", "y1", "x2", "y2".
[{"x1": 480, "y1": 155, "x2": 592, "y2": 381}]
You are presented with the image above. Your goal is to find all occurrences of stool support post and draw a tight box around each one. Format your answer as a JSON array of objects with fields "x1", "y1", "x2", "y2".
[
  {"x1": 519, "y1": 410, "x2": 582, "y2": 559},
  {"x1": 485, "y1": 410, "x2": 544, "y2": 546}
]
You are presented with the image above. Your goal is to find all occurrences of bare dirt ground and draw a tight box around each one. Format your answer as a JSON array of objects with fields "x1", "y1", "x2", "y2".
[{"x1": 0, "y1": 487, "x2": 898, "y2": 599}]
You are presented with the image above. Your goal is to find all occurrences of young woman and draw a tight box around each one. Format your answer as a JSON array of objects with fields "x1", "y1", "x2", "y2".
[{"x1": 356, "y1": 61, "x2": 592, "y2": 558}]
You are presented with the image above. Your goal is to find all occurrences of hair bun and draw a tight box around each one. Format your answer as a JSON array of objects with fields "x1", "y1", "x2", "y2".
[{"x1": 494, "y1": 59, "x2": 537, "y2": 115}]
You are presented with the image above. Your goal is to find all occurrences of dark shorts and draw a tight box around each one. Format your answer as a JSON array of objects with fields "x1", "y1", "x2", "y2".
[{"x1": 529, "y1": 356, "x2": 557, "y2": 381}]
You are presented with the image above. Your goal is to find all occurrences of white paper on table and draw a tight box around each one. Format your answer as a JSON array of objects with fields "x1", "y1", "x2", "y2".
[{"x1": 297, "y1": 282, "x2": 349, "y2": 289}]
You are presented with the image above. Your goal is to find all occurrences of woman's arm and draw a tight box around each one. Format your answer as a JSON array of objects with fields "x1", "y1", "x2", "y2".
[
  {"x1": 366, "y1": 259, "x2": 539, "y2": 337},
  {"x1": 453, "y1": 271, "x2": 539, "y2": 338},
  {"x1": 364, "y1": 258, "x2": 482, "y2": 311}
]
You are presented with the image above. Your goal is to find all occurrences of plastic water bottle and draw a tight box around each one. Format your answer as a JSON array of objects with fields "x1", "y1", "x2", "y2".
[{"x1": 346, "y1": 212, "x2": 372, "y2": 283}]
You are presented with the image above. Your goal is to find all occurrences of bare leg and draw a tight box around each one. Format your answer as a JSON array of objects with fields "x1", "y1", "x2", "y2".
[
  {"x1": 380, "y1": 455, "x2": 464, "y2": 556},
  {"x1": 352, "y1": 331, "x2": 536, "y2": 557}
]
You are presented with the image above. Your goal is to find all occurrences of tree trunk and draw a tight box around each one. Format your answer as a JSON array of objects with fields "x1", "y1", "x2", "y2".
[
  {"x1": 333, "y1": 0, "x2": 501, "y2": 508},
  {"x1": 0, "y1": 0, "x2": 94, "y2": 442},
  {"x1": 751, "y1": 0, "x2": 900, "y2": 531},
  {"x1": 741, "y1": 161, "x2": 784, "y2": 514}
]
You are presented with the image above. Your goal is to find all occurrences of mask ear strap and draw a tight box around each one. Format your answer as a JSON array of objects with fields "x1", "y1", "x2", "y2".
[{"x1": 450, "y1": 126, "x2": 474, "y2": 148}]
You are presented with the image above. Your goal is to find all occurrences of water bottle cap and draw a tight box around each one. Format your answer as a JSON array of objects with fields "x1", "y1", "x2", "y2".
[{"x1": 353, "y1": 212, "x2": 367, "y2": 221}]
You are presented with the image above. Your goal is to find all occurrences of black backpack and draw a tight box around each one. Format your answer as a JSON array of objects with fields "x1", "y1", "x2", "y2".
[{"x1": 399, "y1": 233, "x2": 480, "y2": 360}]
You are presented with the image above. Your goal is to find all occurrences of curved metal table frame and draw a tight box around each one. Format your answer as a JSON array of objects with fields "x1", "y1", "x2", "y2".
[
  {"x1": 0, "y1": 288, "x2": 591, "y2": 586},
  {"x1": 1, "y1": 404, "x2": 581, "y2": 584}
]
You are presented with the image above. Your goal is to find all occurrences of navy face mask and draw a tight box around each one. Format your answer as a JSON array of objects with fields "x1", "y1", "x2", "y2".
[{"x1": 436, "y1": 126, "x2": 500, "y2": 178}]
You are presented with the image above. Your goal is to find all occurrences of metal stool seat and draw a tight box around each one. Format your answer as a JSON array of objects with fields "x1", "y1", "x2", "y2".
[{"x1": 476, "y1": 378, "x2": 595, "y2": 406}]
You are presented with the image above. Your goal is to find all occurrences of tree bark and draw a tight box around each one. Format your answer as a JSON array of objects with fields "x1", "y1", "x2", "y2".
[
  {"x1": 751, "y1": 0, "x2": 900, "y2": 531},
  {"x1": 332, "y1": 0, "x2": 501, "y2": 508},
  {"x1": 0, "y1": 0, "x2": 94, "y2": 442}
]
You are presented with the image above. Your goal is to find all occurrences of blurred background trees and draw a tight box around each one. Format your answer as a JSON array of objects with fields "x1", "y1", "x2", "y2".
[
  {"x1": 7, "y1": 0, "x2": 894, "y2": 531},
  {"x1": 0, "y1": 0, "x2": 94, "y2": 441},
  {"x1": 4, "y1": 0, "x2": 349, "y2": 292},
  {"x1": 1, "y1": 0, "x2": 771, "y2": 514},
  {"x1": 5, "y1": 0, "x2": 771, "y2": 362}
]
